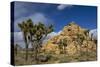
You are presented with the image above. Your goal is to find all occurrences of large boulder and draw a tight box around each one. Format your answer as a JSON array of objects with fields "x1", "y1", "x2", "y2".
[{"x1": 41, "y1": 22, "x2": 97, "y2": 56}]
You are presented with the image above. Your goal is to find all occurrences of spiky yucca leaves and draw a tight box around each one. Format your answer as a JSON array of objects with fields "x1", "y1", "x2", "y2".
[
  {"x1": 18, "y1": 19, "x2": 54, "y2": 63},
  {"x1": 18, "y1": 21, "x2": 30, "y2": 61},
  {"x1": 31, "y1": 22, "x2": 54, "y2": 63}
]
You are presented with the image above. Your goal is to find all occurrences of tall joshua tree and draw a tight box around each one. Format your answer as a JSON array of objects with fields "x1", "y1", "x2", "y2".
[
  {"x1": 30, "y1": 22, "x2": 54, "y2": 63},
  {"x1": 18, "y1": 21, "x2": 30, "y2": 61},
  {"x1": 18, "y1": 19, "x2": 54, "y2": 63}
]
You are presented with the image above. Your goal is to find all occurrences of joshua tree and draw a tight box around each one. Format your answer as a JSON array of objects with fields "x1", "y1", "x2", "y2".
[
  {"x1": 62, "y1": 39, "x2": 67, "y2": 53},
  {"x1": 58, "y1": 40, "x2": 63, "y2": 54},
  {"x1": 76, "y1": 33, "x2": 85, "y2": 55},
  {"x1": 85, "y1": 29, "x2": 90, "y2": 60},
  {"x1": 18, "y1": 19, "x2": 54, "y2": 63},
  {"x1": 18, "y1": 21, "x2": 30, "y2": 61},
  {"x1": 84, "y1": 29, "x2": 89, "y2": 36},
  {"x1": 58, "y1": 38, "x2": 67, "y2": 54},
  {"x1": 31, "y1": 23, "x2": 53, "y2": 63}
]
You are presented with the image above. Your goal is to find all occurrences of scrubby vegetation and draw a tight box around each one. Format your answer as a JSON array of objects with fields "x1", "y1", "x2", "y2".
[{"x1": 14, "y1": 20, "x2": 97, "y2": 66}]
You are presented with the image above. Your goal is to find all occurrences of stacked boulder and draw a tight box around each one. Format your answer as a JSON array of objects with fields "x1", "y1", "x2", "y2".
[{"x1": 41, "y1": 22, "x2": 97, "y2": 56}]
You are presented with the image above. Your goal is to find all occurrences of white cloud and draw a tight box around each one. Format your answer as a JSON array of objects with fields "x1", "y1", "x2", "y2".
[
  {"x1": 42, "y1": 31, "x2": 62, "y2": 44},
  {"x1": 58, "y1": 31, "x2": 62, "y2": 34},
  {"x1": 14, "y1": 32, "x2": 23, "y2": 42},
  {"x1": 31, "y1": 13, "x2": 47, "y2": 23},
  {"x1": 89, "y1": 29, "x2": 97, "y2": 40},
  {"x1": 13, "y1": 28, "x2": 98, "y2": 48},
  {"x1": 57, "y1": 4, "x2": 73, "y2": 10},
  {"x1": 14, "y1": 30, "x2": 62, "y2": 48},
  {"x1": 13, "y1": 31, "x2": 57, "y2": 48},
  {"x1": 14, "y1": 13, "x2": 54, "y2": 32},
  {"x1": 14, "y1": 32, "x2": 25, "y2": 48},
  {"x1": 45, "y1": 32, "x2": 58, "y2": 39}
]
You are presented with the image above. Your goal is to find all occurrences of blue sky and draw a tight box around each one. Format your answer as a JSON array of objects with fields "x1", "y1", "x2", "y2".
[
  {"x1": 12, "y1": 1, "x2": 97, "y2": 48},
  {"x1": 13, "y1": 1, "x2": 97, "y2": 32}
]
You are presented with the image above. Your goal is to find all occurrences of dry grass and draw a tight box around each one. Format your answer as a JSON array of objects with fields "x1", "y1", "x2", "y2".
[{"x1": 14, "y1": 49, "x2": 97, "y2": 66}]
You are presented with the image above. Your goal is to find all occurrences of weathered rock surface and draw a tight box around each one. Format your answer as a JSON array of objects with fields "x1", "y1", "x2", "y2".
[{"x1": 41, "y1": 22, "x2": 97, "y2": 56}]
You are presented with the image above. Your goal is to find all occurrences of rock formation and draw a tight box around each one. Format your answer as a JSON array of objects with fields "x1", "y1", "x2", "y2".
[{"x1": 41, "y1": 22, "x2": 97, "y2": 56}]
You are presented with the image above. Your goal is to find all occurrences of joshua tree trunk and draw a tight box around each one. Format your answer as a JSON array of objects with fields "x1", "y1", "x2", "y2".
[
  {"x1": 23, "y1": 34, "x2": 29, "y2": 61},
  {"x1": 25, "y1": 38, "x2": 29, "y2": 61},
  {"x1": 33, "y1": 41, "x2": 40, "y2": 64}
]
